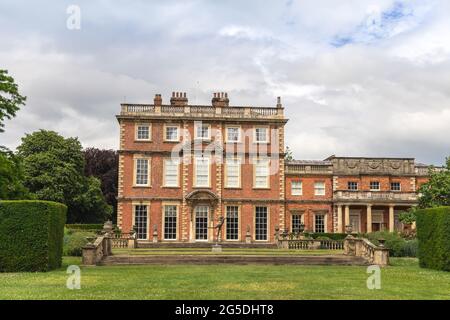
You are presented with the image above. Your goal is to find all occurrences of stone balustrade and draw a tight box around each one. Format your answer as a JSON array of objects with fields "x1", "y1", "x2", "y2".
[
  {"x1": 285, "y1": 164, "x2": 333, "y2": 175},
  {"x1": 120, "y1": 104, "x2": 284, "y2": 119},
  {"x1": 344, "y1": 235, "x2": 389, "y2": 266},
  {"x1": 82, "y1": 235, "x2": 112, "y2": 266},
  {"x1": 278, "y1": 239, "x2": 344, "y2": 250},
  {"x1": 334, "y1": 191, "x2": 418, "y2": 202}
]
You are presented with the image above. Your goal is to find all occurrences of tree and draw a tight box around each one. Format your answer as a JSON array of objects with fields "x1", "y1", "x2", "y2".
[
  {"x1": 0, "y1": 69, "x2": 26, "y2": 132},
  {"x1": 0, "y1": 146, "x2": 31, "y2": 199},
  {"x1": 418, "y1": 157, "x2": 450, "y2": 208},
  {"x1": 83, "y1": 148, "x2": 118, "y2": 223},
  {"x1": 17, "y1": 130, "x2": 112, "y2": 223},
  {"x1": 285, "y1": 146, "x2": 294, "y2": 161}
]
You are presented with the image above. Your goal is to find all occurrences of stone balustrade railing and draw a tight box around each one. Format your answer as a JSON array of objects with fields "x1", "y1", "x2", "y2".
[
  {"x1": 120, "y1": 104, "x2": 284, "y2": 119},
  {"x1": 344, "y1": 235, "x2": 389, "y2": 266},
  {"x1": 111, "y1": 232, "x2": 137, "y2": 249},
  {"x1": 334, "y1": 191, "x2": 418, "y2": 202},
  {"x1": 278, "y1": 239, "x2": 344, "y2": 250},
  {"x1": 82, "y1": 234, "x2": 112, "y2": 266},
  {"x1": 285, "y1": 164, "x2": 333, "y2": 175}
]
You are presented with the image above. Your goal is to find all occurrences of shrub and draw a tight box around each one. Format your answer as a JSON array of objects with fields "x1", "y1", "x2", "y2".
[
  {"x1": 305, "y1": 233, "x2": 347, "y2": 240},
  {"x1": 0, "y1": 200, "x2": 67, "y2": 272},
  {"x1": 416, "y1": 207, "x2": 450, "y2": 271},
  {"x1": 363, "y1": 231, "x2": 417, "y2": 257},
  {"x1": 63, "y1": 229, "x2": 94, "y2": 256}
]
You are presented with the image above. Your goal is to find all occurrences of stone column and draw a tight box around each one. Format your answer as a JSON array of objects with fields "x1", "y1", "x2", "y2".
[
  {"x1": 366, "y1": 204, "x2": 372, "y2": 233},
  {"x1": 344, "y1": 205, "x2": 350, "y2": 229},
  {"x1": 389, "y1": 205, "x2": 395, "y2": 232},
  {"x1": 337, "y1": 205, "x2": 343, "y2": 233}
]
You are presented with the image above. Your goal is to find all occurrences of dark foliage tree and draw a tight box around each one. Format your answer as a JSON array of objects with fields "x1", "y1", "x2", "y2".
[
  {"x1": 17, "y1": 130, "x2": 112, "y2": 223},
  {"x1": 0, "y1": 146, "x2": 31, "y2": 199},
  {"x1": 83, "y1": 148, "x2": 118, "y2": 223},
  {"x1": 419, "y1": 157, "x2": 450, "y2": 208}
]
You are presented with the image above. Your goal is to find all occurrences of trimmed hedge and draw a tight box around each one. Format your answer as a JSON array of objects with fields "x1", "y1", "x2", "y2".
[
  {"x1": 304, "y1": 233, "x2": 348, "y2": 241},
  {"x1": 65, "y1": 223, "x2": 104, "y2": 231},
  {"x1": 0, "y1": 200, "x2": 67, "y2": 272},
  {"x1": 416, "y1": 206, "x2": 450, "y2": 271}
]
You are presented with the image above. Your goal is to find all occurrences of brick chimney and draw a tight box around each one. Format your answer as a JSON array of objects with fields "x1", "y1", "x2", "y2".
[
  {"x1": 170, "y1": 92, "x2": 188, "y2": 106},
  {"x1": 212, "y1": 92, "x2": 229, "y2": 108},
  {"x1": 154, "y1": 94, "x2": 162, "y2": 106}
]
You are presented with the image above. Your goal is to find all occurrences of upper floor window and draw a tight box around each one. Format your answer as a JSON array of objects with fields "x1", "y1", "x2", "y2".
[
  {"x1": 194, "y1": 157, "x2": 210, "y2": 187},
  {"x1": 391, "y1": 182, "x2": 401, "y2": 191},
  {"x1": 135, "y1": 124, "x2": 151, "y2": 141},
  {"x1": 254, "y1": 127, "x2": 268, "y2": 143},
  {"x1": 254, "y1": 159, "x2": 269, "y2": 188},
  {"x1": 164, "y1": 159, "x2": 179, "y2": 187},
  {"x1": 370, "y1": 181, "x2": 380, "y2": 191},
  {"x1": 291, "y1": 181, "x2": 303, "y2": 195},
  {"x1": 226, "y1": 126, "x2": 240, "y2": 143},
  {"x1": 314, "y1": 181, "x2": 325, "y2": 196},
  {"x1": 165, "y1": 125, "x2": 179, "y2": 142},
  {"x1": 348, "y1": 181, "x2": 358, "y2": 191},
  {"x1": 195, "y1": 123, "x2": 211, "y2": 140},
  {"x1": 225, "y1": 159, "x2": 241, "y2": 188},
  {"x1": 134, "y1": 158, "x2": 150, "y2": 186}
]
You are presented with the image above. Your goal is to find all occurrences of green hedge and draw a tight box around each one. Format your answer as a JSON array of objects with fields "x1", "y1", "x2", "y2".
[
  {"x1": 363, "y1": 231, "x2": 418, "y2": 257},
  {"x1": 416, "y1": 207, "x2": 450, "y2": 271},
  {"x1": 0, "y1": 200, "x2": 67, "y2": 272},
  {"x1": 304, "y1": 233, "x2": 348, "y2": 240},
  {"x1": 65, "y1": 223, "x2": 104, "y2": 231}
]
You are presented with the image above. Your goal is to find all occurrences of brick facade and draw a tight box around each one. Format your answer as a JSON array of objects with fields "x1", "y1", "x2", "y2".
[{"x1": 116, "y1": 92, "x2": 431, "y2": 243}]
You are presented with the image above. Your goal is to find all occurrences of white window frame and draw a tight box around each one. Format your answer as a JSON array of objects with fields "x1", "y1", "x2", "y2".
[
  {"x1": 162, "y1": 203, "x2": 179, "y2": 241},
  {"x1": 225, "y1": 125, "x2": 241, "y2": 143},
  {"x1": 225, "y1": 205, "x2": 240, "y2": 241},
  {"x1": 313, "y1": 212, "x2": 327, "y2": 233},
  {"x1": 370, "y1": 181, "x2": 380, "y2": 191},
  {"x1": 135, "y1": 123, "x2": 151, "y2": 141},
  {"x1": 194, "y1": 156, "x2": 210, "y2": 188},
  {"x1": 195, "y1": 123, "x2": 211, "y2": 140},
  {"x1": 391, "y1": 182, "x2": 401, "y2": 192},
  {"x1": 348, "y1": 181, "x2": 358, "y2": 191},
  {"x1": 291, "y1": 181, "x2": 303, "y2": 196},
  {"x1": 164, "y1": 124, "x2": 180, "y2": 142},
  {"x1": 163, "y1": 158, "x2": 180, "y2": 187},
  {"x1": 254, "y1": 206, "x2": 269, "y2": 241},
  {"x1": 314, "y1": 181, "x2": 326, "y2": 196},
  {"x1": 291, "y1": 212, "x2": 304, "y2": 233},
  {"x1": 225, "y1": 158, "x2": 241, "y2": 188},
  {"x1": 132, "y1": 201, "x2": 150, "y2": 240},
  {"x1": 253, "y1": 158, "x2": 270, "y2": 189},
  {"x1": 254, "y1": 126, "x2": 269, "y2": 144},
  {"x1": 133, "y1": 156, "x2": 151, "y2": 187}
]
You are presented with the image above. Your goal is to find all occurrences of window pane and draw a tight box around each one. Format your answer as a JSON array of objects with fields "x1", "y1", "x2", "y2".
[
  {"x1": 255, "y1": 160, "x2": 269, "y2": 188},
  {"x1": 315, "y1": 214, "x2": 325, "y2": 233},
  {"x1": 136, "y1": 159, "x2": 149, "y2": 185},
  {"x1": 226, "y1": 206, "x2": 239, "y2": 240},
  {"x1": 348, "y1": 182, "x2": 358, "y2": 191},
  {"x1": 164, "y1": 205, "x2": 177, "y2": 240},
  {"x1": 134, "y1": 205, "x2": 148, "y2": 239},
  {"x1": 195, "y1": 206, "x2": 209, "y2": 240},
  {"x1": 292, "y1": 214, "x2": 303, "y2": 232},
  {"x1": 197, "y1": 125, "x2": 209, "y2": 139},
  {"x1": 255, "y1": 206, "x2": 268, "y2": 240},
  {"x1": 137, "y1": 125, "x2": 150, "y2": 140},
  {"x1": 226, "y1": 160, "x2": 240, "y2": 188},
  {"x1": 292, "y1": 181, "x2": 302, "y2": 195},
  {"x1": 255, "y1": 127, "x2": 267, "y2": 142},
  {"x1": 165, "y1": 127, "x2": 178, "y2": 141},
  {"x1": 314, "y1": 182, "x2": 325, "y2": 195},
  {"x1": 227, "y1": 127, "x2": 239, "y2": 142},
  {"x1": 164, "y1": 159, "x2": 179, "y2": 187},
  {"x1": 370, "y1": 181, "x2": 380, "y2": 190},
  {"x1": 195, "y1": 157, "x2": 209, "y2": 187}
]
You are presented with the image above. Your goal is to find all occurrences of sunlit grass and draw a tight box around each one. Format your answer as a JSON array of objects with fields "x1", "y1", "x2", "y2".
[{"x1": 1, "y1": 257, "x2": 449, "y2": 300}]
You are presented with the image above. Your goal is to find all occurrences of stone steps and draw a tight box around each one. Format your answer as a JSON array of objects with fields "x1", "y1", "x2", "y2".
[
  {"x1": 136, "y1": 242, "x2": 278, "y2": 249},
  {"x1": 100, "y1": 254, "x2": 368, "y2": 266}
]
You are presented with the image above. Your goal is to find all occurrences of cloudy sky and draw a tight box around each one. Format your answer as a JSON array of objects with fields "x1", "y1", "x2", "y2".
[{"x1": 1, "y1": 0, "x2": 449, "y2": 165}]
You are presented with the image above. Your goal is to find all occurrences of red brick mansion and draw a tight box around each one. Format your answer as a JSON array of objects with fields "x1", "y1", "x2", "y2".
[{"x1": 116, "y1": 92, "x2": 430, "y2": 243}]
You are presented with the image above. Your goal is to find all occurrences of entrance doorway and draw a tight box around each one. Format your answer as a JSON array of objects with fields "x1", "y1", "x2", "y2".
[{"x1": 195, "y1": 206, "x2": 209, "y2": 241}]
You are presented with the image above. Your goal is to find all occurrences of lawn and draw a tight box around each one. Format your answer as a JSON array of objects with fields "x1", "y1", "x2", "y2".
[{"x1": 1, "y1": 257, "x2": 449, "y2": 299}]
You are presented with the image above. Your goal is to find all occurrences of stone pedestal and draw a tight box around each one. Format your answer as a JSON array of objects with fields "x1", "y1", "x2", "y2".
[{"x1": 212, "y1": 244, "x2": 222, "y2": 253}]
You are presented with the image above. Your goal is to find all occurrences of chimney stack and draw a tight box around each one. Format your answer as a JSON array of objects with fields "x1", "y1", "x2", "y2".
[
  {"x1": 154, "y1": 94, "x2": 162, "y2": 106},
  {"x1": 276, "y1": 96, "x2": 282, "y2": 108},
  {"x1": 170, "y1": 92, "x2": 188, "y2": 106},
  {"x1": 212, "y1": 92, "x2": 229, "y2": 108}
]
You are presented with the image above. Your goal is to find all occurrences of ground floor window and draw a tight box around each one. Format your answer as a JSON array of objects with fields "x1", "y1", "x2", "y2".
[
  {"x1": 291, "y1": 212, "x2": 304, "y2": 233},
  {"x1": 255, "y1": 206, "x2": 268, "y2": 240},
  {"x1": 134, "y1": 205, "x2": 148, "y2": 240},
  {"x1": 226, "y1": 206, "x2": 239, "y2": 240},
  {"x1": 314, "y1": 214, "x2": 325, "y2": 233},
  {"x1": 195, "y1": 206, "x2": 209, "y2": 241},
  {"x1": 164, "y1": 205, "x2": 177, "y2": 240}
]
